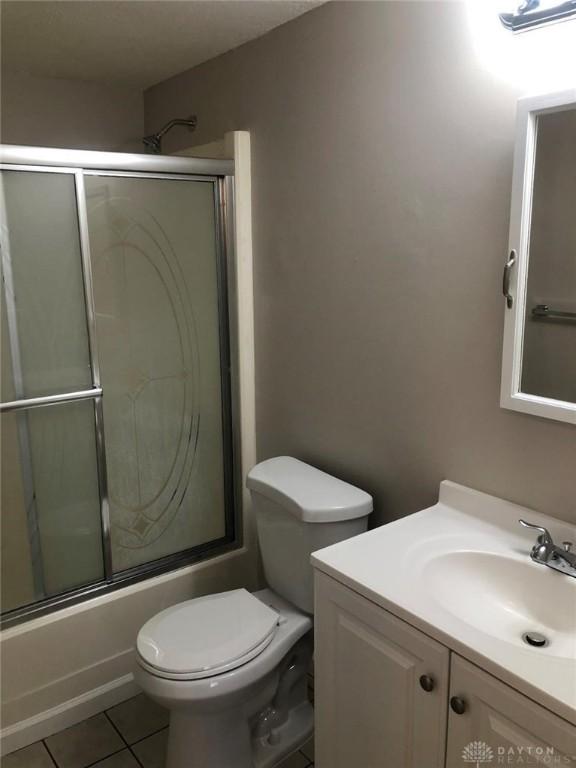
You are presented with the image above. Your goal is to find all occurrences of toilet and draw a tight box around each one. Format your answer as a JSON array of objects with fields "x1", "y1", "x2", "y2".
[{"x1": 135, "y1": 456, "x2": 372, "y2": 768}]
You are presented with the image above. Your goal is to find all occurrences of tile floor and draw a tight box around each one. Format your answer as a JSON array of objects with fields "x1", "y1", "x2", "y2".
[{"x1": 3, "y1": 694, "x2": 315, "y2": 768}]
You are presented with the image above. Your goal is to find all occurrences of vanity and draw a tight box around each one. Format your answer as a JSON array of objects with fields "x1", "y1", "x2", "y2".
[{"x1": 311, "y1": 481, "x2": 576, "y2": 768}]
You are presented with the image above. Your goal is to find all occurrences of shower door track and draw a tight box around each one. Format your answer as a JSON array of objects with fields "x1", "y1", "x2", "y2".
[{"x1": 0, "y1": 146, "x2": 240, "y2": 628}]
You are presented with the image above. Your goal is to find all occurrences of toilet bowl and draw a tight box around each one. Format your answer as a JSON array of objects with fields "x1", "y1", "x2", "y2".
[
  {"x1": 136, "y1": 589, "x2": 313, "y2": 768},
  {"x1": 136, "y1": 457, "x2": 372, "y2": 768}
]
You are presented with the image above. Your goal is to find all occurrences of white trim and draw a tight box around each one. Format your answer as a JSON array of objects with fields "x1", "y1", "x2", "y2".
[
  {"x1": 500, "y1": 89, "x2": 576, "y2": 425},
  {"x1": 0, "y1": 674, "x2": 139, "y2": 756},
  {"x1": 229, "y1": 132, "x2": 258, "y2": 553}
]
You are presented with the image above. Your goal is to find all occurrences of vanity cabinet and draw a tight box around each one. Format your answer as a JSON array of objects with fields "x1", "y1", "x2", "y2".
[
  {"x1": 446, "y1": 656, "x2": 576, "y2": 767},
  {"x1": 315, "y1": 572, "x2": 576, "y2": 768},
  {"x1": 315, "y1": 572, "x2": 450, "y2": 768}
]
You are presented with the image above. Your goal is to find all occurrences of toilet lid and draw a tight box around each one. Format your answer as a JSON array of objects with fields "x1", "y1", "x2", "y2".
[{"x1": 137, "y1": 589, "x2": 280, "y2": 679}]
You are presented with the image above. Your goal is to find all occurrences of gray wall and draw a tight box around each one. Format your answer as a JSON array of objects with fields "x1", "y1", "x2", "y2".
[
  {"x1": 145, "y1": 1, "x2": 575, "y2": 524},
  {"x1": 1, "y1": 73, "x2": 143, "y2": 151}
]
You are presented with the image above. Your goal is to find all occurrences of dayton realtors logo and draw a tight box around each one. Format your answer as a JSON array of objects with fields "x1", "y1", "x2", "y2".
[
  {"x1": 462, "y1": 742, "x2": 494, "y2": 767},
  {"x1": 462, "y1": 741, "x2": 576, "y2": 766}
]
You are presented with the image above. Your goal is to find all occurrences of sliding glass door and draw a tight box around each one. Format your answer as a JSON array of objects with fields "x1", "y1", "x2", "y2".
[
  {"x1": 0, "y1": 151, "x2": 236, "y2": 624},
  {"x1": 85, "y1": 173, "x2": 230, "y2": 573},
  {"x1": 1, "y1": 170, "x2": 104, "y2": 612}
]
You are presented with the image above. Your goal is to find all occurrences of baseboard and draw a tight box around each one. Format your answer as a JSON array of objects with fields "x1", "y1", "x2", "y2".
[{"x1": 0, "y1": 674, "x2": 140, "y2": 756}]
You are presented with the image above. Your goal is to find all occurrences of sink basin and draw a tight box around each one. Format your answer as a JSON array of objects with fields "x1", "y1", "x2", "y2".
[{"x1": 422, "y1": 551, "x2": 576, "y2": 658}]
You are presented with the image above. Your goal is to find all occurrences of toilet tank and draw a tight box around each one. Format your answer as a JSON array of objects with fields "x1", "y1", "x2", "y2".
[{"x1": 247, "y1": 457, "x2": 372, "y2": 614}]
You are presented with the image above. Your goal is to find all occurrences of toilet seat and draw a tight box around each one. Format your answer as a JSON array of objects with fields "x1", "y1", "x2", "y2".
[{"x1": 137, "y1": 589, "x2": 280, "y2": 681}]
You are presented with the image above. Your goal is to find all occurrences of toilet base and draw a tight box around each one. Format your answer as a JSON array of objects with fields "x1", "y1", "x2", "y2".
[
  {"x1": 253, "y1": 700, "x2": 313, "y2": 768},
  {"x1": 137, "y1": 590, "x2": 314, "y2": 768},
  {"x1": 163, "y1": 634, "x2": 313, "y2": 768},
  {"x1": 165, "y1": 700, "x2": 313, "y2": 768}
]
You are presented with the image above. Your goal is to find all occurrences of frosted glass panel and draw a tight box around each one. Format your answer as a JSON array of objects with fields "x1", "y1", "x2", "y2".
[
  {"x1": 0, "y1": 171, "x2": 92, "y2": 399},
  {"x1": 85, "y1": 175, "x2": 228, "y2": 572},
  {"x1": 0, "y1": 401, "x2": 104, "y2": 612}
]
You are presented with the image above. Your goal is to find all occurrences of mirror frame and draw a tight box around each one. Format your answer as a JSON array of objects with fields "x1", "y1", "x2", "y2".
[{"x1": 501, "y1": 88, "x2": 576, "y2": 425}]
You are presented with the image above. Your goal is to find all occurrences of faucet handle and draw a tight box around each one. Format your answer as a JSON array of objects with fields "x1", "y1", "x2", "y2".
[{"x1": 519, "y1": 519, "x2": 554, "y2": 545}]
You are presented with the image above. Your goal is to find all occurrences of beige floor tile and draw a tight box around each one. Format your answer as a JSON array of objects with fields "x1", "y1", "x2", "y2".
[
  {"x1": 91, "y1": 751, "x2": 140, "y2": 768},
  {"x1": 2, "y1": 742, "x2": 55, "y2": 768},
  {"x1": 131, "y1": 728, "x2": 168, "y2": 768},
  {"x1": 45, "y1": 714, "x2": 124, "y2": 768},
  {"x1": 107, "y1": 694, "x2": 169, "y2": 745},
  {"x1": 301, "y1": 736, "x2": 315, "y2": 762},
  {"x1": 277, "y1": 750, "x2": 311, "y2": 768}
]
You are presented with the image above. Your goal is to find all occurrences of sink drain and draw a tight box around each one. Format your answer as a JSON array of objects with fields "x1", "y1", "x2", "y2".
[{"x1": 522, "y1": 631, "x2": 549, "y2": 648}]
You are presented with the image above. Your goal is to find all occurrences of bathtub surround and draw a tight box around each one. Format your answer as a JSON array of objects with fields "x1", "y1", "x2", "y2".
[
  {"x1": 146, "y1": 0, "x2": 576, "y2": 524},
  {"x1": 0, "y1": 133, "x2": 257, "y2": 754}
]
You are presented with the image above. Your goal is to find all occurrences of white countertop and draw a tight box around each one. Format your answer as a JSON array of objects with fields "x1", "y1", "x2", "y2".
[{"x1": 311, "y1": 480, "x2": 576, "y2": 726}]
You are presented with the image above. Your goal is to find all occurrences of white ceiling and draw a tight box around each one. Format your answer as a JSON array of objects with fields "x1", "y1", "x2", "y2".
[{"x1": 1, "y1": 0, "x2": 323, "y2": 89}]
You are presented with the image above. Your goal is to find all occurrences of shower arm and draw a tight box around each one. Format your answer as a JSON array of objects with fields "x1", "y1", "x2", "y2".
[{"x1": 142, "y1": 116, "x2": 197, "y2": 154}]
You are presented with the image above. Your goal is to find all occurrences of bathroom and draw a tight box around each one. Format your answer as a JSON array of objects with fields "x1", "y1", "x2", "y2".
[{"x1": 0, "y1": 0, "x2": 575, "y2": 766}]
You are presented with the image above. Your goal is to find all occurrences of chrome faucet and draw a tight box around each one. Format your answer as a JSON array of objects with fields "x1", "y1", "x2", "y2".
[{"x1": 519, "y1": 520, "x2": 576, "y2": 579}]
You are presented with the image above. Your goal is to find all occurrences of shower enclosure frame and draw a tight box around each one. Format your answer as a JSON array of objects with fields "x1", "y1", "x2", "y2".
[{"x1": 0, "y1": 145, "x2": 241, "y2": 628}]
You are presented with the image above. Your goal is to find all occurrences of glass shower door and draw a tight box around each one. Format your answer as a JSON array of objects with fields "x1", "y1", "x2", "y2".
[
  {"x1": 0, "y1": 170, "x2": 105, "y2": 612},
  {"x1": 0, "y1": 153, "x2": 235, "y2": 625},
  {"x1": 85, "y1": 174, "x2": 231, "y2": 573}
]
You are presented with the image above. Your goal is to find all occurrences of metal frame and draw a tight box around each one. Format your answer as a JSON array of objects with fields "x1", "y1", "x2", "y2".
[
  {"x1": 0, "y1": 188, "x2": 46, "y2": 598},
  {"x1": 4, "y1": 534, "x2": 238, "y2": 627},
  {"x1": 74, "y1": 169, "x2": 113, "y2": 581},
  {"x1": 0, "y1": 145, "x2": 234, "y2": 176},
  {"x1": 220, "y1": 175, "x2": 244, "y2": 543},
  {"x1": 0, "y1": 388, "x2": 103, "y2": 413},
  {"x1": 0, "y1": 146, "x2": 239, "y2": 627},
  {"x1": 500, "y1": 89, "x2": 576, "y2": 426},
  {"x1": 214, "y1": 176, "x2": 242, "y2": 548},
  {"x1": 499, "y1": 0, "x2": 576, "y2": 32},
  {"x1": 83, "y1": 169, "x2": 220, "y2": 182},
  {"x1": 531, "y1": 304, "x2": 576, "y2": 321}
]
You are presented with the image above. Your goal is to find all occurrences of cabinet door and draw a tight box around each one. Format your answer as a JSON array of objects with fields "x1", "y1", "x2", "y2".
[
  {"x1": 314, "y1": 572, "x2": 449, "y2": 768},
  {"x1": 446, "y1": 655, "x2": 576, "y2": 767}
]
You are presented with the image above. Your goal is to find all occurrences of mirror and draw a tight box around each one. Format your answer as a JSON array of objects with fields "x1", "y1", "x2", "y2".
[
  {"x1": 521, "y1": 106, "x2": 576, "y2": 404},
  {"x1": 501, "y1": 90, "x2": 576, "y2": 425}
]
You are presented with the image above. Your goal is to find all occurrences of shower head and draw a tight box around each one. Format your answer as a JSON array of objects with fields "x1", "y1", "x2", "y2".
[{"x1": 142, "y1": 116, "x2": 197, "y2": 154}]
